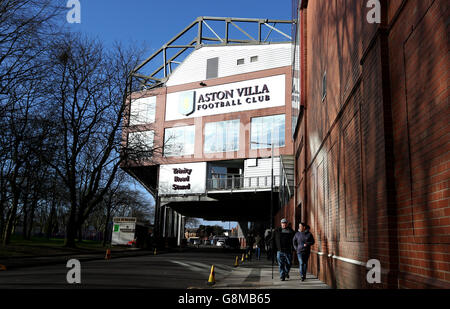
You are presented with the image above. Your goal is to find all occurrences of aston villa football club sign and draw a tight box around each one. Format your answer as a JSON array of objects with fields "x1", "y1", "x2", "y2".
[{"x1": 166, "y1": 74, "x2": 285, "y2": 121}]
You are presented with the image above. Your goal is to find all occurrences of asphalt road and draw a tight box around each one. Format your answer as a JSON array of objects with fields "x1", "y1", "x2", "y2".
[{"x1": 0, "y1": 250, "x2": 240, "y2": 289}]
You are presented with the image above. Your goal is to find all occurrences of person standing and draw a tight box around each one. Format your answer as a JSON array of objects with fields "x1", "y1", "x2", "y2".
[
  {"x1": 271, "y1": 218, "x2": 295, "y2": 281},
  {"x1": 293, "y1": 222, "x2": 315, "y2": 282}
]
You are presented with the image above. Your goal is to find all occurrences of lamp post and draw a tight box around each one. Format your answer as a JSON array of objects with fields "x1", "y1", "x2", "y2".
[{"x1": 251, "y1": 141, "x2": 275, "y2": 279}]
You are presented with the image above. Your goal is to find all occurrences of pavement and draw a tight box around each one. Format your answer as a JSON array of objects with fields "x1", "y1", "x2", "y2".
[{"x1": 213, "y1": 257, "x2": 330, "y2": 289}]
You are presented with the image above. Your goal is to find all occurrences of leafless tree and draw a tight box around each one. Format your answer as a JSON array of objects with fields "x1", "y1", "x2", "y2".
[
  {"x1": 0, "y1": 0, "x2": 65, "y2": 245},
  {"x1": 39, "y1": 33, "x2": 156, "y2": 247},
  {"x1": 0, "y1": 1, "x2": 160, "y2": 247}
]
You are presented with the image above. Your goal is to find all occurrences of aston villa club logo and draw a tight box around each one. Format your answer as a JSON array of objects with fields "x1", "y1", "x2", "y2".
[{"x1": 178, "y1": 91, "x2": 196, "y2": 116}]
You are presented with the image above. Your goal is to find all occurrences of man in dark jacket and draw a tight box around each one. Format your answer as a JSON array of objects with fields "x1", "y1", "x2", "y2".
[
  {"x1": 293, "y1": 222, "x2": 315, "y2": 281},
  {"x1": 271, "y1": 218, "x2": 295, "y2": 281}
]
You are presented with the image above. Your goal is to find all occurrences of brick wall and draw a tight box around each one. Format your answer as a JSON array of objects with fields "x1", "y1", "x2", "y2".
[
  {"x1": 284, "y1": 0, "x2": 449, "y2": 289},
  {"x1": 388, "y1": 0, "x2": 450, "y2": 288}
]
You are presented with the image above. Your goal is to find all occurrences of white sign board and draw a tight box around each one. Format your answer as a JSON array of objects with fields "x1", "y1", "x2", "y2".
[
  {"x1": 165, "y1": 74, "x2": 286, "y2": 121},
  {"x1": 111, "y1": 217, "x2": 136, "y2": 245},
  {"x1": 158, "y1": 162, "x2": 207, "y2": 196}
]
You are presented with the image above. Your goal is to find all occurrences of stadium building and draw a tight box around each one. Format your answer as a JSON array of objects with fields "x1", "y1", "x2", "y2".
[{"x1": 121, "y1": 17, "x2": 295, "y2": 247}]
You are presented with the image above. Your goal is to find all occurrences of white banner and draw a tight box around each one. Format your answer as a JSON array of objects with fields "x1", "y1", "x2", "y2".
[
  {"x1": 165, "y1": 74, "x2": 286, "y2": 121},
  {"x1": 158, "y1": 162, "x2": 207, "y2": 196}
]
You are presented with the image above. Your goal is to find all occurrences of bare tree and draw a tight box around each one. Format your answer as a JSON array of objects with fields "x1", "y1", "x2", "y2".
[
  {"x1": 1, "y1": 74, "x2": 53, "y2": 245},
  {"x1": 0, "y1": 0, "x2": 64, "y2": 245},
  {"x1": 40, "y1": 33, "x2": 153, "y2": 247},
  {"x1": 0, "y1": 1, "x2": 159, "y2": 247},
  {"x1": 0, "y1": 0, "x2": 63, "y2": 94}
]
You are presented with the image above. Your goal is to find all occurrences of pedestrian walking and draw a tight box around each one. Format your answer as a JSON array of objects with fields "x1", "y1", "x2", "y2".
[
  {"x1": 254, "y1": 233, "x2": 263, "y2": 260},
  {"x1": 293, "y1": 222, "x2": 315, "y2": 282},
  {"x1": 264, "y1": 230, "x2": 273, "y2": 261},
  {"x1": 271, "y1": 218, "x2": 295, "y2": 281},
  {"x1": 245, "y1": 233, "x2": 255, "y2": 261}
]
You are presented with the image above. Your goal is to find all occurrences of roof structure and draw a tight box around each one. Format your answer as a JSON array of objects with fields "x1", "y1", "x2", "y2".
[{"x1": 130, "y1": 16, "x2": 295, "y2": 90}]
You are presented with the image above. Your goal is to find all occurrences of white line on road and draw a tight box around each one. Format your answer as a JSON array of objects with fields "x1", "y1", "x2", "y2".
[{"x1": 170, "y1": 260, "x2": 206, "y2": 273}]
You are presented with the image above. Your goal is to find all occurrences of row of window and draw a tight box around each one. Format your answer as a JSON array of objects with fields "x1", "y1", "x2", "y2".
[
  {"x1": 237, "y1": 56, "x2": 258, "y2": 66},
  {"x1": 128, "y1": 114, "x2": 286, "y2": 157}
]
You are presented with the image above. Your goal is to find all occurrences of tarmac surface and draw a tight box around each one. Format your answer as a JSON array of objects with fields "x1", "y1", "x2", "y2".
[{"x1": 0, "y1": 248, "x2": 330, "y2": 289}]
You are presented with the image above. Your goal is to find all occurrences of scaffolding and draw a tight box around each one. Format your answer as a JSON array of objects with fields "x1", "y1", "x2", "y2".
[{"x1": 131, "y1": 16, "x2": 295, "y2": 90}]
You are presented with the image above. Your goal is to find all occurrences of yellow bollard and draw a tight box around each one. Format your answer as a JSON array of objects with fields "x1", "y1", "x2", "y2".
[
  {"x1": 105, "y1": 249, "x2": 111, "y2": 260},
  {"x1": 154, "y1": 248, "x2": 157, "y2": 255},
  {"x1": 241, "y1": 253, "x2": 245, "y2": 263},
  {"x1": 207, "y1": 265, "x2": 215, "y2": 286},
  {"x1": 234, "y1": 256, "x2": 239, "y2": 267}
]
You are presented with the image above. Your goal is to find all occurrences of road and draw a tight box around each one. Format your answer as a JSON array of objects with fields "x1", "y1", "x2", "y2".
[{"x1": 0, "y1": 250, "x2": 240, "y2": 289}]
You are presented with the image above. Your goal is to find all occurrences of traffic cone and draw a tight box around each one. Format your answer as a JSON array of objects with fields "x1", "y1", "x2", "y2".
[
  {"x1": 207, "y1": 265, "x2": 215, "y2": 286},
  {"x1": 0, "y1": 264, "x2": 6, "y2": 271},
  {"x1": 234, "y1": 256, "x2": 239, "y2": 267},
  {"x1": 105, "y1": 249, "x2": 111, "y2": 260}
]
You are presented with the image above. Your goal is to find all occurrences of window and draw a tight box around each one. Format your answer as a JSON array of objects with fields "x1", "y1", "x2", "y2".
[
  {"x1": 204, "y1": 119, "x2": 240, "y2": 153},
  {"x1": 129, "y1": 96, "x2": 156, "y2": 126},
  {"x1": 237, "y1": 58, "x2": 245, "y2": 65},
  {"x1": 250, "y1": 56, "x2": 258, "y2": 63},
  {"x1": 128, "y1": 130, "x2": 155, "y2": 156},
  {"x1": 250, "y1": 114, "x2": 285, "y2": 149},
  {"x1": 206, "y1": 57, "x2": 219, "y2": 79},
  {"x1": 164, "y1": 125, "x2": 195, "y2": 157}
]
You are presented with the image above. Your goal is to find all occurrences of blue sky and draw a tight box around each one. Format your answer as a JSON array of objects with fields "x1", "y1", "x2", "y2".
[
  {"x1": 67, "y1": 0, "x2": 292, "y2": 49},
  {"x1": 65, "y1": 0, "x2": 292, "y2": 228}
]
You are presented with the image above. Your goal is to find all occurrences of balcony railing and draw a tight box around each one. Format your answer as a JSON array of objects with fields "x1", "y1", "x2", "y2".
[{"x1": 206, "y1": 173, "x2": 279, "y2": 191}]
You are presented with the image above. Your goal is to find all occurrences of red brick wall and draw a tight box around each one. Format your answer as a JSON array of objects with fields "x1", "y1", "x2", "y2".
[
  {"x1": 388, "y1": 0, "x2": 450, "y2": 288},
  {"x1": 274, "y1": 198, "x2": 296, "y2": 230},
  {"x1": 288, "y1": 0, "x2": 449, "y2": 289}
]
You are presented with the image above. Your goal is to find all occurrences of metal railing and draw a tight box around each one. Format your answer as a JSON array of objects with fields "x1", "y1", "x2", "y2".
[{"x1": 206, "y1": 173, "x2": 279, "y2": 191}]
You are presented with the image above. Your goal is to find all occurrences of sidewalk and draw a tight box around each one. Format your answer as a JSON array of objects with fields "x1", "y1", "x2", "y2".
[{"x1": 213, "y1": 258, "x2": 330, "y2": 289}]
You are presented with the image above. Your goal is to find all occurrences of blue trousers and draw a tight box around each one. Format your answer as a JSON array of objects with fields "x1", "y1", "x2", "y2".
[
  {"x1": 277, "y1": 251, "x2": 292, "y2": 279},
  {"x1": 255, "y1": 247, "x2": 261, "y2": 260},
  {"x1": 297, "y1": 252, "x2": 310, "y2": 278}
]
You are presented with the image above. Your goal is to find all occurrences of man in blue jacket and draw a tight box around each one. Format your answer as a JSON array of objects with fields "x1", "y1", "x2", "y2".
[{"x1": 293, "y1": 222, "x2": 315, "y2": 281}]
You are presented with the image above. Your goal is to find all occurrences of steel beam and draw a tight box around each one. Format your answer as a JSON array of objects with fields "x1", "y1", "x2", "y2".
[{"x1": 131, "y1": 16, "x2": 294, "y2": 89}]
